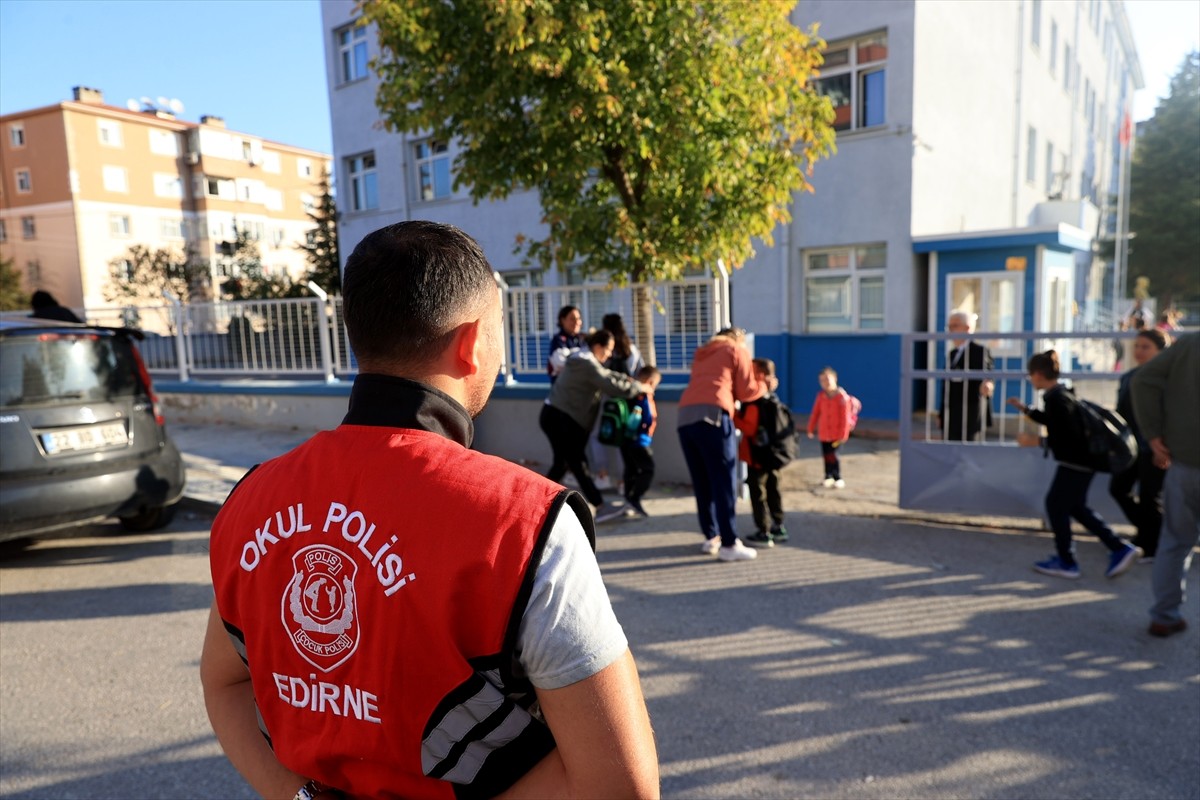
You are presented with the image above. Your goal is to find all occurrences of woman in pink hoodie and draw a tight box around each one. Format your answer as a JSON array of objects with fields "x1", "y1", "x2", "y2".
[{"x1": 806, "y1": 367, "x2": 854, "y2": 488}]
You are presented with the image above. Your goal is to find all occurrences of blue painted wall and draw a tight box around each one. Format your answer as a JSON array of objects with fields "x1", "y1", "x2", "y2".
[{"x1": 756, "y1": 333, "x2": 902, "y2": 420}]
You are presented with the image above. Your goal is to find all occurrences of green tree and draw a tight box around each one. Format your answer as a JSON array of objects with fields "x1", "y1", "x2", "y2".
[
  {"x1": 221, "y1": 231, "x2": 300, "y2": 300},
  {"x1": 362, "y1": 0, "x2": 835, "y2": 361},
  {"x1": 105, "y1": 244, "x2": 209, "y2": 305},
  {"x1": 298, "y1": 168, "x2": 341, "y2": 293},
  {"x1": 0, "y1": 256, "x2": 30, "y2": 311},
  {"x1": 1127, "y1": 50, "x2": 1200, "y2": 308}
]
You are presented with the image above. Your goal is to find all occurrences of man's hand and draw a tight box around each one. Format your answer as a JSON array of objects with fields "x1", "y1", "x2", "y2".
[
  {"x1": 1006, "y1": 397, "x2": 1025, "y2": 411},
  {"x1": 1150, "y1": 437, "x2": 1172, "y2": 469},
  {"x1": 1016, "y1": 432, "x2": 1040, "y2": 447},
  {"x1": 981, "y1": 380, "x2": 994, "y2": 397}
]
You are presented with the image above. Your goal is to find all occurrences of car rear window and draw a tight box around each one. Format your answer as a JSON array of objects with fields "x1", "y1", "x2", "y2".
[{"x1": 0, "y1": 333, "x2": 141, "y2": 408}]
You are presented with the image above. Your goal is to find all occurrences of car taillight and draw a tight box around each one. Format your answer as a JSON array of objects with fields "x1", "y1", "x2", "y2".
[{"x1": 130, "y1": 343, "x2": 165, "y2": 426}]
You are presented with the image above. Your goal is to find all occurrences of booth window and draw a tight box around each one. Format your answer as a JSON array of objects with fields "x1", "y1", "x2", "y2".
[{"x1": 803, "y1": 244, "x2": 886, "y2": 332}]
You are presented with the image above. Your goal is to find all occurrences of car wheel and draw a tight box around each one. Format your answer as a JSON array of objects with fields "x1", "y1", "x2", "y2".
[{"x1": 118, "y1": 503, "x2": 178, "y2": 532}]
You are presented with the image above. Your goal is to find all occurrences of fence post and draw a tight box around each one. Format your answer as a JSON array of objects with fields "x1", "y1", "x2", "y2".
[
  {"x1": 306, "y1": 283, "x2": 336, "y2": 384},
  {"x1": 164, "y1": 292, "x2": 189, "y2": 382},
  {"x1": 494, "y1": 271, "x2": 515, "y2": 385}
]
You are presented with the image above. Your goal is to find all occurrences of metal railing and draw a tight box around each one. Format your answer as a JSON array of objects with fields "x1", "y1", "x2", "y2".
[
  {"x1": 897, "y1": 330, "x2": 1152, "y2": 518},
  {"x1": 3, "y1": 270, "x2": 730, "y2": 383}
]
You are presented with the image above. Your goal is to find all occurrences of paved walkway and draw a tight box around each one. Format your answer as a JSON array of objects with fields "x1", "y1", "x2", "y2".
[{"x1": 171, "y1": 420, "x2": 1199, "y2": 799}]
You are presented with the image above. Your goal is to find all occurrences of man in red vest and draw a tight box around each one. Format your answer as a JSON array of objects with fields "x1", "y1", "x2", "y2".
[{"x1": 201, "y1": 221, "x2": 659, "y2": 799}]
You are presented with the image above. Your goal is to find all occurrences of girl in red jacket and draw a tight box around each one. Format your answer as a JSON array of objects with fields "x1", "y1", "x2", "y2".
[{"x1": 806, "y1": 367, "x2": 854, "y2": 488}]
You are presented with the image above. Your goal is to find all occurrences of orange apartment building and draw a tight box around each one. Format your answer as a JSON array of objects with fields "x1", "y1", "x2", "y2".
[{"x1": 0, "y1": 86, "x2": 330, "y2": 311}]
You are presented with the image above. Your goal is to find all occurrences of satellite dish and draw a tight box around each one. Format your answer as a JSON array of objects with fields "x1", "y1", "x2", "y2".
[
  {"x1": 126, "y1": 99, "x2": 140, "y2": 112},
  {"x1": 140, "y1": 96, "x2": 153, "y2": 108},
  {"x1": 168, "y1": 98, "x2": 184, "y2": 114},
  {"x1": 157, "y1": 96, "x2": 170, "y2": 108}
]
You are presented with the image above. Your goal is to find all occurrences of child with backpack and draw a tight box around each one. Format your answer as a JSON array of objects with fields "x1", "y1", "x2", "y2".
[
  {"x1": 597, "y1": 366, "x2": 662, "y2": 522},
  {"x1": 1007, "y1": 349, "x2": 1141, "y2": 579},
  {"x1": 735, "y1": 358, "x2": 794, "y2": 547},
  {"x1": 806, "y1": 366, "x2": 859, "y2": 488}
]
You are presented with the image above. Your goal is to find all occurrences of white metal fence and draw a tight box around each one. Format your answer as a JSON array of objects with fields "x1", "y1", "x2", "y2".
[
  {"x1": 897, "y1": 330, "x2": 1161, "y2": 518},
  {"x1": 2, "y1": 271, "x2": 730, "y2": 383}
]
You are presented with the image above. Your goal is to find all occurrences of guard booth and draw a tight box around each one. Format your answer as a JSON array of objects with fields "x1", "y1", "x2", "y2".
[{"x1": 900, "y1": 224, "x2": 1128, "y2": 520}]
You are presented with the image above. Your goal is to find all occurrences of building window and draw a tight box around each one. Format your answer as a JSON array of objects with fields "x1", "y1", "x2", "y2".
[
  {"x1": 15, "y1": 168, "x2": 31, "y2": 193},
  {"x1": 205, "y1": 176, "x2": 235, "y2": 199},
  {"x1": 103, "y1": 165, "x2": 128, "y2": 193},
  {"x1": 154, "y1": 173, "x2": 183, "y2": 198},
  {"x1": 1049, "y1": 21, "x2": 1058, "y2": 75},
  {"x1": 948, "y1": 272, "x2": 1024, "y2": 356},
  {"x1": 1063, "y1": 44, "x2": 1072, "y2": 91},
  {"x1": 8, "y1": 123, "x2": 24, "y2": 147},
  {"x1": 22, "y1": 216, "x2": 36, "y2": 239},
  {"x1": 263, "y1": 151, "x2": 281, "y2": 174},
  {"x1": 160, "y1": 217, "x2": 185, "y2": 239},
  {"x1": 297, "y1": 158, "x2": 313, "y2": 179},
  {"x1": 148, "y1": 129, "x2": 179, "y2": 156},
  {"x1": 301, "y1": 193, "x2": 315, "y2": 215},
  {"x1": 27, "y1": 259, "x2": 41, "y2": 284},
  {"x1": 109, "y1": 214, "x2": 131, "y2": 236},
  {"x1": 414, "y1": 140, "x2": 451, "y2": 201},
  {"x1": 1044, "y1": 141, "x2": 1055, "y2": 194},
  {"x1": 337, "y1": 23, "x2": 369, "y2": 83},
  {"x1": 1031, "y1": 0, "x2": 1041, "y2": 47},
  {"x1": 1025, "y1": 126, "x2": 1037, "y2": 183},
  {"x1": 346, "y1": 152, "x2": 378, "y2": 211},
  {"x1": 814, "y1": 32, "x2": 887, "y2": 133},
  {"x1": 98, "y1": 119, "x2": 123, "y2": 147},
  {"x1": 803, "y1": 244, "x2": 886, "y2": 332},
  {"x1": 0, "y1": 219, "x2": 6, "y2": 243}
]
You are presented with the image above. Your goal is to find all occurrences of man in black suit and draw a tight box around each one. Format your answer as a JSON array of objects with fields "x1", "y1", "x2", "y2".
[{"x1": 939, "y1": 310, "x2": 994, "y2": 441}]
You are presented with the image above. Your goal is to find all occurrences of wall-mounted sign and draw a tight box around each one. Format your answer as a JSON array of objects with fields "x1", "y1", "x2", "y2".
[{"x1": 1005, "y1": 256, "x2": 1027, "y2": 271}]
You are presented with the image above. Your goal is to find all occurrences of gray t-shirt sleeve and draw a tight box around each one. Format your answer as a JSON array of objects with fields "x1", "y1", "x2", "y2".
[{"x1": 516, "y1": 506, "x2": 629, "y2": 690}]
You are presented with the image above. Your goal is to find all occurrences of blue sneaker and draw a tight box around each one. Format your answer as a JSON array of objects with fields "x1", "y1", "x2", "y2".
[
  {"x1": 1106, "y1": 544, "x2": 1142, "y2": 578},
  {"x1": 1034, "y1": 555, "x2": 1081, "y2": 580}
]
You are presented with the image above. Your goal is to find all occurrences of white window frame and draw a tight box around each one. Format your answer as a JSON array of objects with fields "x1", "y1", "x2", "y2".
[
  {"x1": 154, "y1": 172, "x2": 183, "y2": 198},
  {"x1": 336, "y1": 22, "x2": 369, "y2": 84},
  {"x1": 21, "y1": 216, "x2": 36, "y2": 239},
  {"x1": 109, "y1": 214, "x2": 131, "y2": 237},
  {"x1": 802, "y1": 244, "x2": 887, "y2": 333},
  {"x1": 15, "y1": 168, "x2": 31, "y2": 193},
  {"x1": 414, "y1": 140, "x2": 452, "y2": 201},
  {"x1": 103, "y1": 165, "x2": 129, "y2": 193},
  {"x1": 160, "y1": 217, "x2": 185, "y2": 239},
  {"x1": 346, "y1": 152, "x2": 379, "y2": 211},
  {"x1": 8, "y1": 123, "x2": 24, "y2": 148},
  {"x1": 1025, "y1": 126, "x2": 1037, "y2": 184},
  {"x1": 814, "y1": 31, "x2": 887, "y2": 133},
  {"x1": 148, "y1": 129, "x2": 179, "y2": 157},
  {"x1": 946, "y1": 271, "x2": 1025, "y2": 357},
  {"x1": 98, "y1": 119, "x2": 123, "y2": 147},
  {"x1": 1044, "y1": 141, "x2": 1055, "y2": 194},
  {"x1": 1049, "y1": 20, "x2": 1058, "y2": 75},
  {"x1": 297, "y1": 158, "x2": 313, "y2": 178},
  {"x1": 205, "y1": 176, "x2": 235, "y2": 200},
  {"x1": 263, "y1": 151, "x2": 281, "y2": 174},
  {"x1": 1031, "y1": 0, "x2": 1041, "y2": 47}
]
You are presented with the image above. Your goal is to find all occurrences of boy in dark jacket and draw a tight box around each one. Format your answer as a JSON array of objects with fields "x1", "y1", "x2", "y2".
[
  {"x1": 1008, "y1": 350, "x2": 1141, "y2": 579},
  {"x1": 735, "y1": 358, "x2": 792, "y2": 547},
  {"x1": 597, "y1": 366, "x2": 661, "y2": 522}
]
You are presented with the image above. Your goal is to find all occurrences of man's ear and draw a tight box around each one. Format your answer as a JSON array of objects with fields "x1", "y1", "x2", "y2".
[{"x1": 451, "y1": 317, "x2": 482, "y2": 377}]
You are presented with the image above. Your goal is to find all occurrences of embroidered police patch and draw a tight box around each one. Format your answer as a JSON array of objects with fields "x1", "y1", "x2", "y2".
[{"x1": 282, "y1": 545, "x2": 360, "y2": 672}]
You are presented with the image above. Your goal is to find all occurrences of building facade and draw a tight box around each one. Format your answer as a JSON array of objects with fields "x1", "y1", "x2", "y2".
[
  {"x1": 319, "y1": 0, "x2": 1142, "y2": 418},
  {"x1": 0, "y1": 87, "x2": 330, "y2": 310}
]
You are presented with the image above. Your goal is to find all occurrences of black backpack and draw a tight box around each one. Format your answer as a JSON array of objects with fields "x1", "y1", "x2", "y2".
[
  {"x1": 1075, "y1": 398, "x2": 1138, "y2": 474},
  {"x1": 747, "y1": 394, "x2": 798, "y2": 470}
]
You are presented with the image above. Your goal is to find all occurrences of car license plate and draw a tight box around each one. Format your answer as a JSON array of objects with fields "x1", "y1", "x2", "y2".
[{"x1": 39, "y1": 421, "x2": 128, "y2": 455}]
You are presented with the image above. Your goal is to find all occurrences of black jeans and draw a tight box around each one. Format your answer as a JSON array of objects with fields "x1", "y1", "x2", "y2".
[
  {"x1": 820, "y1": 440, "x2": 841, "y2": 480},
  {"x1": 619, "y1": 441, "x2": 655, "y2": 504},
  {"x1": 747, "y1": 467, "x2": 784, "y2": 533},
  {"x1": 1045, "y1": 465, "x2": 1123, "y2": 566},
  {"x1": 539, "y1": 404, "x2": 603, "y2": 507},
  {"x1": 1108, "y1": 450, "x2": 1165, "y2": 557}
]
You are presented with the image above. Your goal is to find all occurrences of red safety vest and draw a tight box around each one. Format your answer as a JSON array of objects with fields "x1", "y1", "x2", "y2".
[{"x1": 210, "y1": 424, "x2": 580, "y2": 799}]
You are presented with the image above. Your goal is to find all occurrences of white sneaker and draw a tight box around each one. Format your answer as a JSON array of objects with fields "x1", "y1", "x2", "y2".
[
  {"x1": 594, "y1": 475, "x2": 613, "y2": 491},
  {"x1": 595, "y1": 503, "x2": 630, "y2": 524},
  {"x1": 718, "y1": 539, "x2": 758, "y2": 561},
  {"x1": 822, "y1": 478, "x2": 835, "y2": 488},
  {"x1": 834, "y1": 479, "x2": 846, "y2": 489},
  {"x1": 699, "y1": 537, "x2": 721, "y2": 555}
]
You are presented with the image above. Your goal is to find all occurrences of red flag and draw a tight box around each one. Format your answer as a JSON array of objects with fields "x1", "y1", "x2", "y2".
[{"x1": 1119, "y1": 112, "x2": 1132, "y2": 146}]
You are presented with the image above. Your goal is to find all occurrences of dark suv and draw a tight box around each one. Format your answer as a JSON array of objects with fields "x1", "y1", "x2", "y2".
[{"x1": 0, "y1": 319, "x2": 186, "y2": 542}]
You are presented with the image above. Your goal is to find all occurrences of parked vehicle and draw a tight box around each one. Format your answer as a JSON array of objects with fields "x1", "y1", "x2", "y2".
[{"x1": 0, "y1": 319, "x2": 186, "y2": 543}]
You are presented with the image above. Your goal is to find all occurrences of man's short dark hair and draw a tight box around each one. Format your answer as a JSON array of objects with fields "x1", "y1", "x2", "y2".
[{"x1": 342, "y1": 221, "x2": 495, "y2": 368}]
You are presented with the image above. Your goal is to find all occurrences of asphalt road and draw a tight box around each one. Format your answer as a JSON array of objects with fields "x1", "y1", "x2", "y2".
[{"x1": 1, "y1": 492, "x2": 1198, "y2": 799}]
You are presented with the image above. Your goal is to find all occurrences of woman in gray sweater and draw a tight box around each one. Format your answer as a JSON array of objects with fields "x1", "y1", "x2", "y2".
[{"x1": 541, "y1": 329, "x2": 646, "y2": 509}]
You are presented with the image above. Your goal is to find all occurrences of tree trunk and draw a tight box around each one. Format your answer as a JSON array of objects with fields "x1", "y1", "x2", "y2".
[{"x1": 632, "y1": 284, "x2": 656, "y2": 368}]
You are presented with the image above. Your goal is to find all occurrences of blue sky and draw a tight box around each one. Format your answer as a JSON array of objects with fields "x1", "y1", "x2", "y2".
[{"x1": 1, "y1": 0, "x2": 1196, "y2": 157}]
